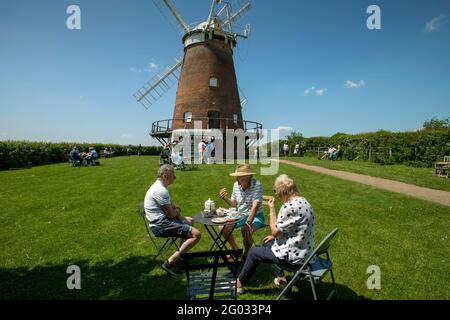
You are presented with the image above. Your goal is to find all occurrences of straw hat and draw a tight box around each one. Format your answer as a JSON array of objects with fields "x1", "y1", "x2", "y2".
[{"x1": 229, "y1": 164, "x2": 256, "y2": 177}]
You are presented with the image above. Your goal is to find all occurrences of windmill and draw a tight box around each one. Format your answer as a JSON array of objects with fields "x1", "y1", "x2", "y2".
[{"x1": 134, "y1": 0, "x2": 262, "y2": 153}]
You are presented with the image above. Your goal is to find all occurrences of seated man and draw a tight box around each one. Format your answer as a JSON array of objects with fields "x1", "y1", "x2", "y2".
[
  {"x1": 144, "y1": 164, "x2": 201, "y2": 275},
  {"x1": 69, "y1": 146, "x2": 82, "y2": 166},
  {"x1": 219, "y1": 164, "x2": 264, "y2": 259},
  {"x1": 85, "y1": 147, "x2": 99, "y2": 166}
]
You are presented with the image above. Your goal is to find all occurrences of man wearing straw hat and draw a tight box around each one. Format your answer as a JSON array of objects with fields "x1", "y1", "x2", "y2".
[{"x1": 219, "y1": 164, "x2": 265, "y2": 259}]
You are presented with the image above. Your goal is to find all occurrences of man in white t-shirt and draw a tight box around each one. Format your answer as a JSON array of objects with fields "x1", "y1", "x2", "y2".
[{"x1": 144, "y1": 164, "x2": 201, "y2": 275}]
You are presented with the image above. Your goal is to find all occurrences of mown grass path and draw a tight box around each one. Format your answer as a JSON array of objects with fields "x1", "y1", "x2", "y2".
[{"x1": 278, "y1": 159, "x2": 450, "y2": 207}]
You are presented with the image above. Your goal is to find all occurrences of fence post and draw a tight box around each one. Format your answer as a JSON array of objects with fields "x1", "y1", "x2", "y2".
[
  {"x1": 369, "y1": 148, "x2": 372, "y2": 161},
  {"x1": 415, "y1": 147, "x2": 417, "y2": 161},
  {"x1": 389, "y1": 148, "x2": 392, "y2": 160},
  {"x1": 317, "y1": 147, "x2": 320, "y2": 158}
]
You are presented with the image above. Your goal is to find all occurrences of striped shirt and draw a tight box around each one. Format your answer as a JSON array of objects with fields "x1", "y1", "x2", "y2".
[{"x1": 231, "y1": 178, "x2": 263, "y2": 214}]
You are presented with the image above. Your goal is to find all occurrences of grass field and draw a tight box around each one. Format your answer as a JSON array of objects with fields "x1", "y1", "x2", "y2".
[
  {"x1": 0, "y1": 156, "x2": 449, "y2": 299},
  {"x1": 285, "y1": 156, "x2": 450, "y2": 192}
]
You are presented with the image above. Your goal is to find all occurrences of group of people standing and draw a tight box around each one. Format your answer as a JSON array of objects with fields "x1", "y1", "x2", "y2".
[
  {"x1": 143, "y1": 163, "x2": 316, "y2": 294},
  {"x1": 282, "y1": 142, "x2": 302, "y2": 157}
]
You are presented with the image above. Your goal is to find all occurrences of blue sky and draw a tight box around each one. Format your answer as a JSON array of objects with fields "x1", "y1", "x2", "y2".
[{"x1": 0, "y1": 0, "x2": 449, "y2": 145}]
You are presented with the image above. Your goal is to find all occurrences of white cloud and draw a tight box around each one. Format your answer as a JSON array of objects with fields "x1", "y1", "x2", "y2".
[
  {"x1": 345, "y1": 80, "x2": 366, "y2": 89},
  {"x1": 425, "y1": 14, "x2": 448, "y2": 32},
  {"x1": 148, "y1": 61, "x2": 159, "y2": 72},
  {"x1": 121, "y1": 133, "x2": 132, "y2": 138},
  {"x1": 315, "y1": 88, "x2": 327, "y2": 96},
  {"x1": 276, "y1": 126, "x2": 294, "y2": 132},
  {"x1": 304, "y1": 86, "x2": 315, "y2": 95},
  {"x1": 304, "y1": 86, "x2": 327, "y2": 96}
]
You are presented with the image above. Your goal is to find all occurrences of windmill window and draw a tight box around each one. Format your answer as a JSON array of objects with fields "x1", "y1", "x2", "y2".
[
  {"x1": 209, "y1": 77, "x2": 218, "y2": 88},
  {"x1": 233, "y1": 114, "x2": 238, "y2": 124},
  {"x1": 184, "y1": 112, "x2": 192, "y2": 123}
]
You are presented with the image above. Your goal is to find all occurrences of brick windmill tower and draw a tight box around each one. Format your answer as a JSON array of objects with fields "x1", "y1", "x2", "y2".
[{"x1": 134, "y1": 0, "x2": 262, "y2": 155}]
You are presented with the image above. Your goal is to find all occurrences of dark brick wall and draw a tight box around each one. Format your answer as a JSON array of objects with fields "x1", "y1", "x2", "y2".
[{"x1": 172, "y1": 37, "x2": 244, "y2": 131}]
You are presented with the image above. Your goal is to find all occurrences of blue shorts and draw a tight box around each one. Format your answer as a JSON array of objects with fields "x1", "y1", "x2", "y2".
[
  {"x1": 236, "y1": 211, "x2": 265, "y2": 229},
  {"x1": 151, "y1": 218, "x2": 192, "y2": 239}
]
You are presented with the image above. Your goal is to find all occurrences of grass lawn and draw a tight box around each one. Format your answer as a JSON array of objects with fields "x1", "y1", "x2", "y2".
[
  {"x1": 0, "y1": 156, "x2": 449, "y2": 299},
  {"x1": 284, "y1": 156, "x2": 450, "y2": 192}
]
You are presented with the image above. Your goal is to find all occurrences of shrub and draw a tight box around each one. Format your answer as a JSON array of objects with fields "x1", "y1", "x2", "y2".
[{"x1": 0, "y1": 141, "x2": 162, "y2": 170}]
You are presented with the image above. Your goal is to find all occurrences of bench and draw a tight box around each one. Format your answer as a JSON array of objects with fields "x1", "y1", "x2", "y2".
[{"x1": 434, "y1": 162, "x2": 450, "y2": 178}]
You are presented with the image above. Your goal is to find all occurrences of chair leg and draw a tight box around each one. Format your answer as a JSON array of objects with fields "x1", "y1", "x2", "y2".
[
  {"x1": 329, "y1": 268, "x2": 338, "y2": 299},
  {"x1": 308, "y1": 275, "x2": 318, "y2": 300}
]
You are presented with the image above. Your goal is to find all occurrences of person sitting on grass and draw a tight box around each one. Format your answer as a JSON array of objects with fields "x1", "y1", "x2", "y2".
[
  {"x1": 144, "y1": 164, "x2": 201, "y2": 275},
  {"x1": 218, "y1": 164, "x2": 265, "y2": 260},
  {"x1": 236, "y1": 174, "x2": 316, "y2": 294}
]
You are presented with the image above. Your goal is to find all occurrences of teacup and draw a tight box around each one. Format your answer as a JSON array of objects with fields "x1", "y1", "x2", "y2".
[
  {"x1": 229, "y1": 211, "x2": 240, "y2": 219},
  {"x1": 216, "y1": 208, "x2": 226, "y2": 217}
]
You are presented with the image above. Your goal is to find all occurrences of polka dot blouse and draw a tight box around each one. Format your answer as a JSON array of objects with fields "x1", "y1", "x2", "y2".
[{"x1": 271, "y1": 197, "x2": 316, "y2": 265}]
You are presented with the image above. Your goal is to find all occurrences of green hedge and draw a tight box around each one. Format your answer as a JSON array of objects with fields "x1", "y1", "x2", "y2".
[
  {"x1": 285, "y1": 129, "x2": 450, "y2": 167},
  {"x1": 0, "y1": 141, "x2": 162, "y2": 170}
]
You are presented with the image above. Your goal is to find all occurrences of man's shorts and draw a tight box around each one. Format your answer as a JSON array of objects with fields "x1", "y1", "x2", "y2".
[
  {"x1": 151, "y1": 218, "x2": 192, "y2": 239},
  {"x1": 236, "y1": 211, "x2": 265, "y2": 229}
]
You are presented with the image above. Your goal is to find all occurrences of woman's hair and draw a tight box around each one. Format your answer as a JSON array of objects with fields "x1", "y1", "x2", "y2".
[{"x1": 274, "y1": 174, "x2": 300, "y2": 200}]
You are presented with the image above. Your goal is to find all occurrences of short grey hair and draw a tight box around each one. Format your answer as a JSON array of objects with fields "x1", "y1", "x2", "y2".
[{"x1": 158, "y1": 164, "x2": 174, "y2": 178}]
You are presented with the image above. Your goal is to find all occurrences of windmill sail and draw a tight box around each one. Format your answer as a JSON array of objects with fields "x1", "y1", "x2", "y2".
[
  {"x1": 134, "y1": 58, "x2": 183, "y2": 110},
  {"x1": 222, "y1": 0, "x2": 252, "y2": 33},
  {"x1": 238, "y1": 86, "x2": 248, "y2": 108},
  {"x1": 152, "y1": 0, "x2": 189, "y2": 36}
]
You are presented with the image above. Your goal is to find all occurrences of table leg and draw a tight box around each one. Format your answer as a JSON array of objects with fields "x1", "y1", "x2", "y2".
[{"x1": 207, "y1": 223, "x2": 238, "y2": 251}]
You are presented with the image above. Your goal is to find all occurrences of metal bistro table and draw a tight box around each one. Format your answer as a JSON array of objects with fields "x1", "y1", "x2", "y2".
[{"x1": 193, "y1": 212, "x2": 246, "y2": 252}]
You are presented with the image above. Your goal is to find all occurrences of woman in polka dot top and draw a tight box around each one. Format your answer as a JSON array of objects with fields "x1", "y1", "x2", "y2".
[{"x1": 236, "y1": 174, "x2": 316, "y2": 294}]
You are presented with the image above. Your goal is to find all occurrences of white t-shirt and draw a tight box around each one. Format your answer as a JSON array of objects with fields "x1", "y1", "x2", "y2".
[
  {"x1": 144, "y1": 179, "x2": 171, "y2": 226},
  {"x1": 283, "y1": 144, "x2": 289, "y2": 151},
  {"x1": 198, "y1": 142, "x2": 205, "y2": 152}
]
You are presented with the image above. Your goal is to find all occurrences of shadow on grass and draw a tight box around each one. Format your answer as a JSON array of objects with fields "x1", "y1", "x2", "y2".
[
  {"x1": 0, "y1": 256, "x2": 187, "y2": 299},
  {"x1": 241, "y1": 263, "x2": 369, "y2": 300}
]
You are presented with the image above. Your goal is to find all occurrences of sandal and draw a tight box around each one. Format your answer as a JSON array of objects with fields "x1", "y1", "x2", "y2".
[{"x1": 274, "y1": 278, "x2": 288, "y2": 288}]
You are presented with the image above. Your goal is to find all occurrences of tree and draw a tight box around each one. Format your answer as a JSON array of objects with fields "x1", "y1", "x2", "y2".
[
  {"x1": 422, "y1": 117, "x2": 450, "y2": 130},
  {"x1": 287, "y1": 131, "x2": 305, "y2": 156}
]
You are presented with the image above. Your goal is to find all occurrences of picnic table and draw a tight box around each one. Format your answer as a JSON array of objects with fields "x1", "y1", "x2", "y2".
[{"x1": 434, "y1": 162, "x2": 450, "y2": 178}]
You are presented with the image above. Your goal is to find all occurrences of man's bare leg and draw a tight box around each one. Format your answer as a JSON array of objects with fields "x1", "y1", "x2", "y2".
[
  {"x1": 219, "y1": 224, "x2": 239, "y2": 250},
  {"x1": 168, "y1": 227, "x2": 201, "y2": 264}
]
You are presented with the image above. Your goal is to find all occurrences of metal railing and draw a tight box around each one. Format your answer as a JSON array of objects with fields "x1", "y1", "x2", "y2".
[{"x1": 151, "y1": 117, "x2": 263, "y2": 136}]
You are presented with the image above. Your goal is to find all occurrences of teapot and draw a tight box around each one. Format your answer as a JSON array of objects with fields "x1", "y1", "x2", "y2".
[{"x1": 204, "y1": 198, "x2": 215, "y2": 212}]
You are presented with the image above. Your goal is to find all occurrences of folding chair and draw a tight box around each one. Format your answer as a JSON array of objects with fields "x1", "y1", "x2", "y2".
[
  {"x1": 137, "y1": 203, "x2": 179, "y2": 262},
  {"x1": 276, "y1": 228, "x2": 339, "y2": 300}
]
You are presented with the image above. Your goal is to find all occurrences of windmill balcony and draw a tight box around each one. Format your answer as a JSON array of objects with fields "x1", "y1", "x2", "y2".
[{"x1": 151, "y1": 117, "x2": 263, "y2": 141}]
